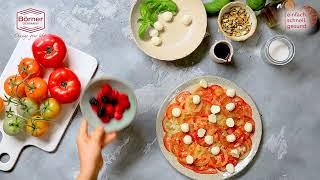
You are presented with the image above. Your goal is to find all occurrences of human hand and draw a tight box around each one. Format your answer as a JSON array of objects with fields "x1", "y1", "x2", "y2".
[{"x1": 76, "y1": 120, "x2": 116, "y2": 180}]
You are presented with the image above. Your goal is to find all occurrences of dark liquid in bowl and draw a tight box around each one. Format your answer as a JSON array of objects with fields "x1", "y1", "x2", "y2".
[{"x1": 214, "y1": 43, "x2": 230, "y2": 60}]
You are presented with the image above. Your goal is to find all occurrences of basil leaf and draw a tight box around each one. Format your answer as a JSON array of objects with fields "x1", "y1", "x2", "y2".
[{"x1": 138, "y1": 20, "x2": 151, "y2": 39}]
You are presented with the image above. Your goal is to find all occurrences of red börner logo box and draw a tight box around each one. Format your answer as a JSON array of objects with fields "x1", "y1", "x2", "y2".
[{"x1": 16, "y1": 8, "x2": 45, "y2": 33}]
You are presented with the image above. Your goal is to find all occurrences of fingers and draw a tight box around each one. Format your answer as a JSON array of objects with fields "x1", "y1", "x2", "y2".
[
  {"x1": 77, "y1": 120, "x2": 89, "y2": 142},
  {"x1": 103, "y1": 132, "x2": 117, "y2": 147},
  {"x1": 91, "y1": 126, "x2": 105, "y2": 142}
]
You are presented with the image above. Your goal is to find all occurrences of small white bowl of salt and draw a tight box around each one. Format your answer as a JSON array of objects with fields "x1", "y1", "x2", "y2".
[{"x1": 262, "y1": 35, "x2": 295, "y2": 65}]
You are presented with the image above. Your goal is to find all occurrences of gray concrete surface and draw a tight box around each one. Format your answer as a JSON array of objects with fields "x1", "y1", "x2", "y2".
[{"x1": 0, "y1": 0, "x2": 319, "y2": 179}]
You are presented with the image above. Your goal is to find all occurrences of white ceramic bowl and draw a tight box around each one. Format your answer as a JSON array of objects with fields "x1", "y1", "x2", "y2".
[
  {"x1": 218, "y1": 2, "x2": 257, "y2": 41},
  {"x1": 80, "y1": 77, "x2": 137, "y2": 132}
]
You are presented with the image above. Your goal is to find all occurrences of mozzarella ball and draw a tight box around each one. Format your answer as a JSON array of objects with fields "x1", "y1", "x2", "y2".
[
  {"x1": 226, "y1": 163, "x2": 235, "y2": 173},
  {"x1": 230, "y1": 149, "x2": 240, "y2": 158},
  {"x1": 204, "y1": 135, "x2": 214, "y2": 145},
  {"x1": 180, "y1": 123, "x2": 189, "y2": 133},
  {"x1": 172, "y1": 107, "x2": 181, "y2": 117},
  {"x1": 192, "y1": 95, "x2": 201, "y2": 105},
  {"x1": 210, "y1": 105, "x2": 221, "y2": 114},
  {"x1": 154, "y1": 21, "x2": 164, "y2": 31},
  {"x1": 207, "y1": 114, "x2": 216, "y2": 123},
  {"x1": 199, "y1": 79, "x2": 208, "y2": 88},
  {"x1": 226, "y1": 118, "x2": 235, "y2": 128},
  {"x1": 183, "y1": 135, "x2": 192, "y2": 145},
  {"x1": 162, "y1": 11, "x2": 173, "y2": 22},
  {"x1": 151, "y1": 37, "x2": 162, "y2": 46},
  {"x1": 182, "y1": 15, "x2": 192, "y2": 26},
  {"x1": 211, "y1": 146, "x2": 220, "y2": 155},
  {"x1": 226, "y1": 134, "x2": 236, "y2": 143},
  {"x1": 197, "y1": 128, "x2": 206, "y2": 138},
  {"x1": 186, "y1": 155, "x2": 194, "y2": 164},
  {"x1": 244, "y1": 122, "x2": 253, "y2": 133},
  {"x1": 226, "y1": 89, "x2": 236, "y2": 97},
  {"x1": 149, "y1": 29, "x2": 159, "y2": 37},
  {"x1": 226, "y1": 103, "x2": 235, "y2": 111}
]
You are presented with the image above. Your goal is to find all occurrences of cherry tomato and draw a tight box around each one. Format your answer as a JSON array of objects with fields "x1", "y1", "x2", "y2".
[
  {"x1": 26, "y1": 115, "x2": 50, "y2": 137},
  {"x1": 40, "y1": 98, "x2": 61, "y2": 119},
  {"x1": 32, "y1": 34, "x2": 67, "y2": 68},
  {"x1": 25, "y1": 77, "x2": 48, "y2": 102},
  {"x1": 4, "y1": 75, "x2": 26, "y2": 98},
  {"x1": 0, "y1": 97, "x2": 4, "y2": 113},
  {"x1": 48, "y1": 67, "x2": 81, "y2": 104},
  {"x1": 18, "y1": 58, "x2": 42, "y2": 79}
]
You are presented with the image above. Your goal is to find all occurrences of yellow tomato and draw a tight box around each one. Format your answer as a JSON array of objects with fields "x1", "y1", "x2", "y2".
[
  {"x1": 40, "y1": 98, "x2": 61, "y2": 119},
  {"x1": 26, "y1": 115, "x2": 50, "y2": 137}
]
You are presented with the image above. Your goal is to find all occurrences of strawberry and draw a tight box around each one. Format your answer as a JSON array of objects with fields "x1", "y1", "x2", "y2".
[
  {"x1": 105, "y1": 104, "x2": 115, "y2": 118},
  {"x1": 97, "y1": 92, "x2": 104, "y2": 104},
  {"x1": 102, "y1": 84, "x2": 112, "y2": 97},
  {"x1": 118, "y1": 93, "x2": 130, "y2": 109},
  {"x1": 114, "y1": 111, "x2": 123, "y2": 120}
]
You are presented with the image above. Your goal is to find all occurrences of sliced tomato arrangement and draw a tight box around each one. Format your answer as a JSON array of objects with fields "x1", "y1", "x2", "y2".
[{"x1": 162, "y1": 84, "x2": 255, "y2": 174}]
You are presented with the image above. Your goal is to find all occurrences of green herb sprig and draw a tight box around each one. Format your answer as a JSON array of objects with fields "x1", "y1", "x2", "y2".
[{"x1": 138, "y1": 0, "x2": 178, "y2": 39}]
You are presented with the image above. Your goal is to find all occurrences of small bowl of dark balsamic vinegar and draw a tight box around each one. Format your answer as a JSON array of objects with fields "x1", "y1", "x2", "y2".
[{"x1": 209, "y1": 40, "x2": 234, "y2": 64}]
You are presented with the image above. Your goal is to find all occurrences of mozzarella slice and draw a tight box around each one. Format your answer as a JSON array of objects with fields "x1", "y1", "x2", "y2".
[
  {"x1": 244, "y1": 122, "x2": 253, "y2": 133},
  {"x1": 186, "y1": 155, "x2": 194, "y2": 164},
  {"x1": 172, "y1": 107, "x2": 181, "y2": 117},
  {"x1": 197, "y1": 128, "x2": 206, "y2": 138},
  {"x1": 210, "y1": 105, "x2": 221, "y2": 114},
  {"x1": 154, "y1": 21, "x2": 164, "y2": 31},
  {"x1": 226, "y1": 118, "x2": 235, "y2": 128},
  {"x1": 210, "y1": 146, "x2": 220, "y2": 155},
  {"x1": 182, "y1": 15, "x2": 192, "y2": 26},
  {"x1": 226, "y1": 134, "x2": 236, "y2": 142},
  {"x1": 192, "y1": 95, "x2": 201, "y2": 105},
  {"x1": 199, "y1": 79, "x2": 208, "y2": 88},
  {"x1": 226, "y1": 103, "x2": 235, "y2": 111},
  {"x1": 208, "y1": 114, "x2": 217, "y2": 123},
  {"x1": 149, "y1": 29, "x2": 159, "y2": 37},
  {"x1": 204, "y1": 135, "x2": 214, "y2": 145},
  {"x1": 230, "y1": 149, "x2": 240, "y2": 158},
  {"x1": 151, "y1": 37, "x2": 162, "y2": 46},
  {"x1": 226, "y1": 89, "x2": 236, "y2": 97},
  {"x1": 183, "y1": 135, "x2": 192, "y2": 145},
  {"x1": 180, "y1": 123, "x2": 189, "y2": 133},
  {"x1": 162, "y1": 11, "x2": 173, "y2": 22},
  {"x1": 226, "y1": 163, "x2": 235, "y2": 173}
]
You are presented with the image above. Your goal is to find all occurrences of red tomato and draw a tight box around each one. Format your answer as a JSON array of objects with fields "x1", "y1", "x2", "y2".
[
  {"x1": 48, "y1": 67, "x2": 81, "y2": 104},
  {"x1": 175, "y1": 91, "x2": 191, "y2": 105},
  {"x1": 32, "y1": 34, "x2": 67, "y2": 68},
  {"x1": 18, "y1": 58, "x2": 42, "y2": 79}
]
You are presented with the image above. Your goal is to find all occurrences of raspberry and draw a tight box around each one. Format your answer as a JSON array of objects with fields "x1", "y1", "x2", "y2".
[
  {"x1": 114, "y1": 111, "x2": 123, "y2": 120},
  {"x1": 100, "y1": 116, "x2": 110, "y2": 123},
  {"x1": 91, "y1": 105, "x2": 99, "y2": 113},
  {"x1": 111, "y1": 89, "x2": 120, "y2": 99},
  {"x1": 105, "y1": 104, "x2": 115, "y2": 118},
  {"x1": 115, "y1": 105, "x2": 124, "y2": 114},
  {"x1": 102, "y1": 84, "x2": 112, "y2": 97}
]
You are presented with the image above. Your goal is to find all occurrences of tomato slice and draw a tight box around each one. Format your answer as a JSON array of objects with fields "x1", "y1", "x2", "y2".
[
  {"x1": 209, "y1": 148, "x2": 229, "y2": 168},
  {"x1": 239, "y1": 138, "x2": 252, "y2": 159},
  {"x1": 175, "y1": 91, "x2": 191, "y2": 105},
  {"x1": 162, "y1": 117, "x2": 180, "y2": 133},
  {"x1": 165, "y1": 103, "x2": 182, "y2": 119},
  {"x1": 163, "y1": 135, "x2": 173, "y2": 152}
]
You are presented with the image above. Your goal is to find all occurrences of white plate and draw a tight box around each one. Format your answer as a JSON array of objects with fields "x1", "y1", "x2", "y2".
[
  {"x1": 0, "y1": 39, "x2": 98, "y2": 171},
  {"x1": 156, "y1": 75, "x2": 262, "y2": 179},
  {"x1": 130, "y1": 0, "x2": 207, "y2": 61}
]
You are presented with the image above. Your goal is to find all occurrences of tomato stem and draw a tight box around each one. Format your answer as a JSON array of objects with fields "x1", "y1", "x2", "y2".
[
  {"x1": 61, "y1": 82, "x2": 68, "y2": 88},
  {"x1": 46, "y1": 46, "x2": 53, "y2": 54}
]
